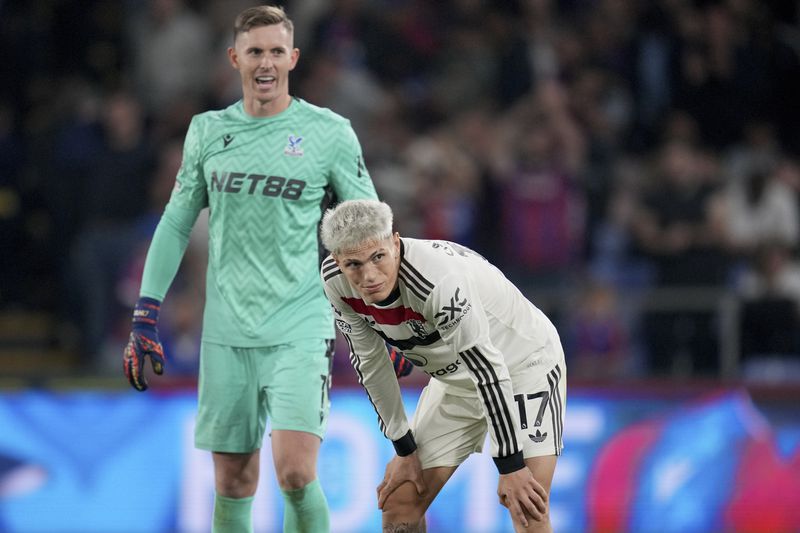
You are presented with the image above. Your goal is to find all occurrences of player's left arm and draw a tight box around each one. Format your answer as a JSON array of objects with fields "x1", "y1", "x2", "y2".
[
  {"x1": 430, "y1": 275, "x2": 548, "y2": 523},
  {"x1": 327, "y1": 120, "x2": 378, "y2": 201},
  {"x1": 429, "y1": 274, "x2": 525, "y2": 473}
]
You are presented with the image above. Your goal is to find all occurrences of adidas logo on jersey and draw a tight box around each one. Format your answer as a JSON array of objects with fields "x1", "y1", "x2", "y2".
[{"x1": 528, "y1": 430, "x2": 548, "y2": 443}]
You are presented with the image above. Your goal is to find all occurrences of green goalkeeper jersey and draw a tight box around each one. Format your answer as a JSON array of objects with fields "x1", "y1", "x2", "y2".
[{"x1": 140, "y1": 98, "x2": 378, "y2": 346}]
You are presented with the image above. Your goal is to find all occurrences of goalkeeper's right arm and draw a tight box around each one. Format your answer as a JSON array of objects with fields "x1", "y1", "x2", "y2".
[{"x1": 123, "y1": 202, "x2": 198, "y2": 390}]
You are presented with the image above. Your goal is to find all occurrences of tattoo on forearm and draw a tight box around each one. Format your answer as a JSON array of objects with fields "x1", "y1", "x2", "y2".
[{"x1": 384, "y1": 523, "x2": 424, "y2": 533}]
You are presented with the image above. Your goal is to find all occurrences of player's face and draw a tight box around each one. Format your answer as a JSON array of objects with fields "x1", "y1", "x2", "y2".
[
  {"x1": 335, "y1": 234, "x2": 401, "y2": 304},
  {"x1": 228, "y1": 24, "x2": 299, "y2": 117}
]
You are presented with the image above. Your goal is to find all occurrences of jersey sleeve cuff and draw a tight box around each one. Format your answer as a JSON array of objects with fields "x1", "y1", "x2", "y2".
[
  {"x1": 392, "y1": 430, "x2": 417, "y2": 457},
  {"x1": 494, "y1": 451, "x2": 525, "y2": 474}
]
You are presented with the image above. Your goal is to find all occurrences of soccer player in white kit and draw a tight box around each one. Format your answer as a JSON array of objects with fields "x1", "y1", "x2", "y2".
[{"x1": 320, "y1": 200, "x2": 567, "y2": 532}]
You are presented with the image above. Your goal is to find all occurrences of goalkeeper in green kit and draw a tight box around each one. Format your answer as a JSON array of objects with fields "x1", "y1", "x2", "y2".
[{"x1": 122, "y1": 6, "x2": 411, "y2": 532}]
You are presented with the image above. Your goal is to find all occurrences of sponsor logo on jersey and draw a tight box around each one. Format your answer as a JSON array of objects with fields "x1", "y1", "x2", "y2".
[
  {"x1": 424, "y1": 358, "x2": 462, "y2": 377},
  {"x1": 209, "y1": 171, "x2": 307, "y2": 199},
  {"x1": 434, "y1": 287, "x2": 471, "y2": 330},
  {"x1": 223, "y1": 133, "x2": 234, "y2": 148},
  {"x1": 284, "y1": 134, "x2": 304, "y2": 156},
  {"x1": 335, "y1": 319, "x2": 352, "y2": 334}
]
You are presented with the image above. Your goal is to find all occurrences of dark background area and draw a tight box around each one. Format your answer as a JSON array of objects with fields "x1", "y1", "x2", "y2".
[{"x1": 1, "y1": 0, "x2": 800, "y2": 388}]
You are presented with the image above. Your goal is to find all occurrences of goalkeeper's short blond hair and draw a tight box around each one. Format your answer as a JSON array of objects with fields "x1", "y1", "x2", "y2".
[
  {"x1": 321, "y1": 200, "x2": 394, "y2": 255},
  {"x1": 233, "y1": 5, "x2": 294, "y2": 43}
]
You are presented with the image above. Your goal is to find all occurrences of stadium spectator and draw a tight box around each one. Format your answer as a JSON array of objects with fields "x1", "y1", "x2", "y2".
[
  {"x1": 630, "y1": 139, "x2": 730, "y2": 375},
  {"x1": 295, "y1": 49, "x2": 390, "y2": 139},
  {"x1": 568, "y1": 64, "x2": 633, "y2": 260},
  {"x1": 736, "y1": 242, "x2": 800, "y2": 382},
  {"x1": 405, "y1": 124, "x2": 481, "y2": 247},
  {"x1": 62, "y1": 89, "x2": 155, "y2": 367},
  {"x1": 567, "y1": 280, "x2": 631, "y2": 380},
  {"x1": 586, "y1": 155, "x2": 655, "y2": 289},
  {"x1": 721, "y1": 160, "x2": 799, "y2": 255},
  {"x1": 320, "y1": 199, "x2": 566, "y2": 533},
  {"x1": 0, "y1": 101, "x2": 28, "y2": 306},
  {"x1": 446, "y1": 106, "x2": 507, "y2": 264},
  {"x1": 355, "y1": 98, "x2": 421, "y2": 237},
  {"x1": 125, "y1": 0, "x2": 213, "y2": 116},
  {"x1": 491, "y1": 81, "x2": 586, "y2": 292},
  {"x1": 724, "y1": 121, "x2": 783, "y2": 184}
]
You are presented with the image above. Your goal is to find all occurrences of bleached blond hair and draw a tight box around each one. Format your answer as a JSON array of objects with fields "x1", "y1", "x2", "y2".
[{"x1": 321, "y1": 200, "x2": 394, "y2": 254}]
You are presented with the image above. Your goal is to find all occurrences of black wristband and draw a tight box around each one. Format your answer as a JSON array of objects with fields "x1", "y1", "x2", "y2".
[
  {"x1": 392, "y1": 430, "x2": 417, "y2": 456},
  {"x1": 493, "y1": 451, "x2": 525, "y2": 474}
]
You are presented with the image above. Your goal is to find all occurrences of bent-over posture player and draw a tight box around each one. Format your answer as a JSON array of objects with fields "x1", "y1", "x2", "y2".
[{"x1": 320, "y1": 200, "x2": 567, "y2": 532}]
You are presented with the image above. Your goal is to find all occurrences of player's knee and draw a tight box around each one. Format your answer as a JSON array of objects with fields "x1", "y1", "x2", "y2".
[
  {"x1": 512, "y1": 499, "x2": 552, "y2": 533},
  {"x1": 216, "y1": 470, "x2": 258, "y2": 498},
  {"x1": 276, "y1": 464, "x2": 315, "y2": 491},
  {"x1": 519, "y1": 513, "x2": 553, "y2": 533},
  {"x1": 381, "y1": 483, "x2": 427, "y2": 524},
  {"x1": 214, "y1": 468, "x2": 258, "y2": 497},
  {"x1": 213, "y1": 452, "x2": 260, "y2": 498}
]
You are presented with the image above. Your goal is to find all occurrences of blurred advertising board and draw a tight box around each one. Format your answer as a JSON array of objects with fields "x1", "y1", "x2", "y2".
[{"x1": 0, "y1": 386, "x2": 798, "y2": 532}]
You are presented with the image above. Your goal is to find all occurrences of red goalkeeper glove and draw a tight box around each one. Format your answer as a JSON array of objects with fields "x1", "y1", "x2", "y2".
[
  {"x1": 123, "y1": 297, "x2": 165, "y2": 391},
  {"x1": 388, "y1": 344, "x2": 413, "y2": 378}
]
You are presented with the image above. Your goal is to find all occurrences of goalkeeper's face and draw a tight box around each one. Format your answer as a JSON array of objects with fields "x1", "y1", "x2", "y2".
[
  {"x1": 335, "y1": 234, "x2": 401, "y2": 304},
  {"x1": 228, "y1": 23, "x2": 299, "y2": 117}
]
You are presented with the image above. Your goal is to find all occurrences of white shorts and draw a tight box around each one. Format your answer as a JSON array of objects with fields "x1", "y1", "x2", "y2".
[{"x1": 411, "y1": 354, "x2": 566, "y2": 470}]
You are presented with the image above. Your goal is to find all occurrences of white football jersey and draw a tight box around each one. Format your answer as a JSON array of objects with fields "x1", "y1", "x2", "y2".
[{"x1": 321, "y1": 238, "x2": 560, "y2": 461}]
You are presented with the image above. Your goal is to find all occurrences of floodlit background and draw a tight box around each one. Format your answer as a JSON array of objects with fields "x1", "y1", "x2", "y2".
[{"x1": 1, "y1": 0, "x2": 799, "y2": 532}]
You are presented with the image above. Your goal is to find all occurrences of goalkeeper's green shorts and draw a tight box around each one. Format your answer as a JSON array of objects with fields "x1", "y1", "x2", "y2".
[{"x1": 194, "y1": 338, "x2": 334, "y2": 453}]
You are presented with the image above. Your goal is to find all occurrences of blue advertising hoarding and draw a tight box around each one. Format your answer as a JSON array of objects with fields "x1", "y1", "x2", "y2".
[{"x1": 0, "y1": 387, "x2": 798, "y2": 532}]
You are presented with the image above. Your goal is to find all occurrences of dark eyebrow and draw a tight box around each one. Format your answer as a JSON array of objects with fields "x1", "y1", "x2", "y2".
[
  {"x1": 344, "y1": 249, "x2": 384, "y2": 266},
  {"x1": 343, "y1": 257, "x2": 363, "y2": 265},
  {"x1": 369, "y1": 249, "x2": 388, "y2": 262}
]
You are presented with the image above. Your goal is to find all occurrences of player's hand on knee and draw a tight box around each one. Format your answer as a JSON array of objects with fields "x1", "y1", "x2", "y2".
[
  {"x1": 123, "y1": 297, "x2": 165, "y2": 392},
  {"x1": 497, "y1": 467, "x2": 548, "y2": 528},
  {"x1": 376, "y1": 452, "x2": 426, "y2": 509}
]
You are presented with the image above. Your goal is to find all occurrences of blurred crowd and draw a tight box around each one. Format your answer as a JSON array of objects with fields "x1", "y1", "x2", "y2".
[{"x1": 1, "y1": 0, "x2": 800, "y2": 382}]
